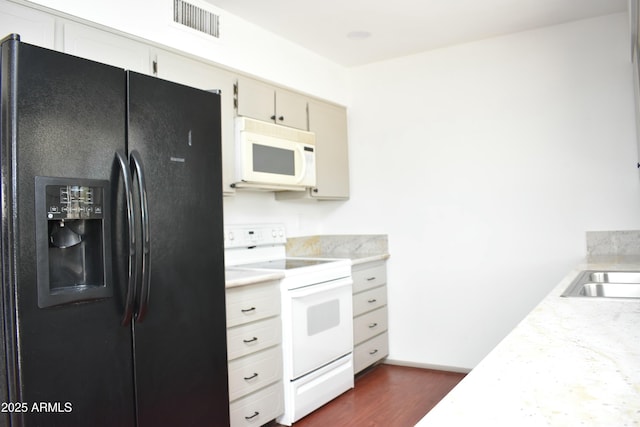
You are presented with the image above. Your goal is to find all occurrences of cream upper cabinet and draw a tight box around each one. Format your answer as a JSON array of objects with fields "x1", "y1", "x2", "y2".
[
  {"x1": 235, "y1": 76, "x2": 275, "y2": 123},
  {"x1": 61, "y1": 21, "x2": 150, "y2": 74},
  {"x1": 631, "y1": 0, "x2": 639, "y2": 61},
  {"x1": 154, "y1": 49, "x2": 236, "y2": 195},
  {"x1": 235, "y1": 76, "x2": 308, "y2": 130},
  {"x1": 307, "y1": 100, "x2": 350, "y2": 200},
  {"x1": 0, "y1": 1, "x2": 54, "y2": 48},
  {"x1": 274, "y1": 87, "x2": 308, "y2": 130}
]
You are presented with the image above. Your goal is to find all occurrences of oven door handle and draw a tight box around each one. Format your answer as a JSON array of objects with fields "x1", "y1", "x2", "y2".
[{"x1": 289, "y1": 277, "x2": 352, "y2": 298}]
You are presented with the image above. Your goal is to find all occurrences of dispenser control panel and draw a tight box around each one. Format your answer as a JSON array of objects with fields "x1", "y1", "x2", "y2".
[{"x1": 45, "y1": 184, "x2": 104, "y2": 220}]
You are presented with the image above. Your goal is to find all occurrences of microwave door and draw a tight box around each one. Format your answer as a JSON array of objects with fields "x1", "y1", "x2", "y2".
[{"x1": 253, "y1": 142, "x2": 295, "y2": 181}]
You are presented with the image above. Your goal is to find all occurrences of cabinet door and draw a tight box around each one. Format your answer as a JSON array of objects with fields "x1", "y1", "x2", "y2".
[
  {"x1": 308, "y1": 100, "x2": 350, "y2": 199},
  {"x1": 235, "y1": 76, "x2": 276, "y2": 123},
  {"x1": 0, "y1": 1, "x2": 55, "y2": 48},
  {"x1": 155, "y1": 49, "x2": 236, "y2": 195},
  {"x1": 61, "y1": 21, "x2": 150, "y2": 73},
  {"x1": 275, "y1": 88, "x2": 308, "y2": 130}
]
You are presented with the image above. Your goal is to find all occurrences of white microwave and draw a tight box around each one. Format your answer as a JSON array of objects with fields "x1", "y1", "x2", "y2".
[{"x1": 233, "y1": 117, "x2": 316, "y2": 191}]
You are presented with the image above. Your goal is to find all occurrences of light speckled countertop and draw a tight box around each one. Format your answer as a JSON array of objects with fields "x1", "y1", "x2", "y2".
[
  {"x1": 286, "y1": 234, "x2": 390, "y2": 265},
  {"x1": 224, "y1": 269, "x2": 284, "y2": 288},
  {"x1": 416, "y1": 257, "x2": 640, "y2": 426}
]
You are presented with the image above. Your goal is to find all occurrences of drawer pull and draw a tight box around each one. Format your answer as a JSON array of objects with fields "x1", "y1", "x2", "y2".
[
  {"x1": 369, "y1": 349, "x2": 379, "y2": 355},
  {"x1": 368, "y1": 323, "x2": 378, "y2": 329},
  {"x1": 244, "y1": 372, "x2": 259, "y2": 381},
  {"x1": 245, "y1": 411, "x2": 259, "y2": 420},
  {"x1": 241, "y1": 307, "x2": 256, "y2": 313},
  {"x1": 243, "y1": 337, "x2": 258, "y2": 344},
  {"x1": 367, "y1": 298, "x2": 377, "y2": 303},
  {"x1": 366, "y1": 277, "x2": 376, "y2": 281}
]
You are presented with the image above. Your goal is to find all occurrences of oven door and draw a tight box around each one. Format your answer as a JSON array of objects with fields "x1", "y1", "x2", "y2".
[{"x1": 284, "y1": 276, "x2": 353, "y2": 380}]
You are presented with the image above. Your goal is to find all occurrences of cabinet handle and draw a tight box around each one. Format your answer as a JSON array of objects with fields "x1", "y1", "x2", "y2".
[
  {"x1": 278, "y1": 115, "x2": 284, "y2": 121},
  {"x1": 244, "y1": 372, "x2": 259, "y2": 381},
  {"x1": 368, "y1": 323, "x2": 378, "y2": 329},
  {"x1": 367, "y1": 298, "x2": 377, "y2": 303},
  {"x1": 270, "y1": 115, "x2": 276, "y2": 120},
  {"x1": 369, "y1": 349, "x2": 379, "y2": 355},
  {"x1": 243, "y1": 337, "x2": 258, "y2": 343},
  {"x1": 241, "y1": 307, "x2": 256, "y2": 313},
  {"x1": 366, "y1": 277, "x2": 376, "y2": 281},
  {"x1": 245, "y1": 411, "x2": 260, "y2": 420}
]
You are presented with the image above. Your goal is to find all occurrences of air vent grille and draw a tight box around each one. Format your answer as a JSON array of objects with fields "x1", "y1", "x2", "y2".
[{"x1": 173, "y1": 0, "x2": 220, "y2": 38}]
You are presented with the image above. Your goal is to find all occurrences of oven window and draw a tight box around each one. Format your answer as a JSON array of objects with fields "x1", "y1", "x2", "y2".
[
  {"x1": 307, "y1": 300, "x2": 340, "y2": 336},
  {"x1": 253, "y1": 143, "x2": 295, "y2": 176}
]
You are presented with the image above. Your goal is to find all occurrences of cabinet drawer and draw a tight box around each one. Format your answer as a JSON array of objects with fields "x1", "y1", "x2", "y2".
[
  {"x1": 353, "y1": 285, "x2": 387, "y2": 317},
  {"x1": 352, "y1": 262, "x2": 386, "y2": 293},
  {"x1": 353, "y1": 306, "x2": 388, "y2": 345},
  {"x1": 227, "y1": 316, "x2": 281, "y2": 360},
  {"x1": 230, "y1": 382, "x2": 284, "y2": 427},
  {"x1": 354, "y1": 332, "x2": 389, "y2": 374},
  {"x1": 226, "y1": 280, "x2": 280, "y2": 328},
  {"x1": 228, "y1": 346, "x2": 282, "y2": 402}
]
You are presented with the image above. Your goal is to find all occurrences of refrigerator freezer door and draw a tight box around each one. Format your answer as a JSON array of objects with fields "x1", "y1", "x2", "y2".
[
  {"x1": 127, "y1": 72, "x2": 229, "y2": 426},
  {"x1": 1, "y1": 39, "x2": 135, "y2": 426}
]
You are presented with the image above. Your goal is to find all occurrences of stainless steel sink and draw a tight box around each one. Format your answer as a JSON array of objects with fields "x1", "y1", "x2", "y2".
[{"x1": 561, "y1": 271, "x2": 640, "y2": 299}]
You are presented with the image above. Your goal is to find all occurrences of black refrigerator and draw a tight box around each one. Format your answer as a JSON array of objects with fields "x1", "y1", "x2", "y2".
[{"x1": 0, "y1": 34, "x2": 229, "y2": 426}]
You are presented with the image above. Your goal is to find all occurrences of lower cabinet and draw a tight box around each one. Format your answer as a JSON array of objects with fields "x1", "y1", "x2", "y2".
[
  {"x1": 226, "y1": 280, "x2": 284, "y2": 426},
  {"x1": 353, "y1": 331, "x2": 389, "y2": 374},
  {"x1": 352, "y1": 260, "x2": 389, "y2": 374},
  {"x1": 230, "y1": 382, "x2": 283, "y2": 427}
]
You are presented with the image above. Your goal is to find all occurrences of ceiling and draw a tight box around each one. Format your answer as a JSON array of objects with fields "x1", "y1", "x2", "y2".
[{"x1": 204, "y1": 0, "x2": 628, "y2": 67}]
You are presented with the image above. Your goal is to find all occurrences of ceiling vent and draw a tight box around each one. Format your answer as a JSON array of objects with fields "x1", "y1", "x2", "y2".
[{"x1": 173, "y1": 0, "x2": 220, "y2": 38}]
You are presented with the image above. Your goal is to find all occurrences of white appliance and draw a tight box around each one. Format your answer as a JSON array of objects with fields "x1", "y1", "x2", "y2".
[
  {"x1": 225, "y1": 224, "x2": 354, "y2": 426},
  {"x1": 233, "y1": 117, "x2": 316, "y2": 191}
]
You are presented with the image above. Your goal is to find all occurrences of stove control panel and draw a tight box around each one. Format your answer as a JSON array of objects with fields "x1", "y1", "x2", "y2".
[{"x1": 224, "y1": 223, "x2": 286, "y2": 248}]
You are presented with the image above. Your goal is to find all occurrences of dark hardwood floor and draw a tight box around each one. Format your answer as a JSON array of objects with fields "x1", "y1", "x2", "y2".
[{"x1": 273, "y1": 364, "x2": 466, "y2": 427}]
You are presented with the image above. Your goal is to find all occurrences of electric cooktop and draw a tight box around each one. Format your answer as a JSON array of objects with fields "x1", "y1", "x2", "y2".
[{"x1": 237, "y1": 258, "x2": 336, "y2": 271}]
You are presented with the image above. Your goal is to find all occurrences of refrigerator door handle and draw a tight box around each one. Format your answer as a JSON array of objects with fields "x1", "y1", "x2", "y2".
[
  {"x1": 115, "y1": 150, "x2": 137, "y2": 326},
  {"x1": 130, "y1": 150, "x2": 151, "y2": 322}
]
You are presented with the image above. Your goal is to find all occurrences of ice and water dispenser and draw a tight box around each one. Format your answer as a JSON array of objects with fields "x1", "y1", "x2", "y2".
[{"x1": 35, "y1": 177, "x2": 112, "y2": 308}]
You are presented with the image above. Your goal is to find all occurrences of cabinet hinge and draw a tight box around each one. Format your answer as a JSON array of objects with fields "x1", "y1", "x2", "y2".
[{"x1": 233, "y1": 82, "x2": 238, "y2": 110}]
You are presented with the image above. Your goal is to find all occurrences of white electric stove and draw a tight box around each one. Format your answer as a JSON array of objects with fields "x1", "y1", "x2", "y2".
[{"x1": 224, "y1": 224, "x2": 354, "y2": 425}]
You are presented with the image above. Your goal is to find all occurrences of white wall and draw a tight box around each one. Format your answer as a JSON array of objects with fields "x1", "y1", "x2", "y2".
[
  {"x1": 321, "y1": 12, "x2": 639, "y2": 369},
  {"x1": 13, "y1": 0, "x2": 349, "y2": 104}
]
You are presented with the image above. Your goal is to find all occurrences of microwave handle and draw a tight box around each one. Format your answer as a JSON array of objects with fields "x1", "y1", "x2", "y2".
[{"x1": 296, "y1": 144, "x2": 307, "y2": 184}]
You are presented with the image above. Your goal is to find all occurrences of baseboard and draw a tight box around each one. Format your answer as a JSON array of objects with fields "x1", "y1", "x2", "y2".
[{"x1": 383, "y1": 358, "x2": 472, "y2": 374}]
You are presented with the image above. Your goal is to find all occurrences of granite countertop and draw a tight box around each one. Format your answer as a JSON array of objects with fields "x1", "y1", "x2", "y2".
[
  {"x1": 295, "y1": 252, "x2": 390, "y2": 265},
  {"x1": 224, "y1": 269, "x2": 284, "y2": 288},
  {"x1": 416, "y1": 257, "x2": 640, "y2": 426},
  {"x1": 286, "y1": 234, "x2": 390, "y2": 265}
]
